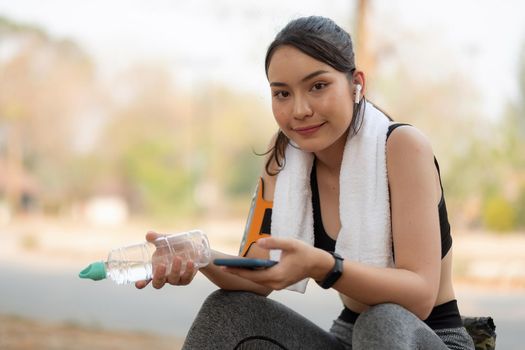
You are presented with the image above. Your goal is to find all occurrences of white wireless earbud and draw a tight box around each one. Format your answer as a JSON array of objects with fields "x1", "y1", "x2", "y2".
[{"x1": 355, "y1": 84, "x2": 362, "y2": 104}]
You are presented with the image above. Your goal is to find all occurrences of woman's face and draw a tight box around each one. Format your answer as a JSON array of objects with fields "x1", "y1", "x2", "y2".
[{"x1": 267, "y1": 45, "x2": 356, "y2": 153}]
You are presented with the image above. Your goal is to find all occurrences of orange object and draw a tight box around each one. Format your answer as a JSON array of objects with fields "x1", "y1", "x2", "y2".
[{"x1": 238, "y1": 178, "x2": 273, "y2": 257}]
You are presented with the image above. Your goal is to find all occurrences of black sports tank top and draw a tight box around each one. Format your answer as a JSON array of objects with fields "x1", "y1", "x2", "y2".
[{"x1": 312, "y1": 123, "x2": 452, "y2": 259}]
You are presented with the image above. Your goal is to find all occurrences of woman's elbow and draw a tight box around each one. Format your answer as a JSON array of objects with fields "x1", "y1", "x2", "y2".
[
  {"x1": 410, "y1": 287, "x2": 437, "y2": 320},
  {"x1": 412, "y1": 299, "x2": 434, "y2": 320}
]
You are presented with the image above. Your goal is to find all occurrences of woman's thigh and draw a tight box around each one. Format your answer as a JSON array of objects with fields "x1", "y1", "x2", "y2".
[
  {"x1": 350, "y1": 303, "x2": 473, "y2": 350},
  {"x1": 182, "y1": 290, "x2": 346, "y2": 350}
]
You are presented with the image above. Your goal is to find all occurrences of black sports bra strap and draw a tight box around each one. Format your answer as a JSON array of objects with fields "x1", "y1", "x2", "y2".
[
  {"x1": 386, "y1": 123, "x2": 412, "y2": 139},
  {"x1": 434, "y1": 157, "x2": 444, "y2": 192}
]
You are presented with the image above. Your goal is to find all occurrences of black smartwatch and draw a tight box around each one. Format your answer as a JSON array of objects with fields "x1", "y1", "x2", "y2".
[{"x1": 317, "y1": 251, "x2": 344, "y2": 289}]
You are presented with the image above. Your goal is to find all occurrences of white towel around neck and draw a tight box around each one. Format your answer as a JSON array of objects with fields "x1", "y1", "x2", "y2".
[{"x1": 270, "y1": 101, "x2": 394, "y2": 293}]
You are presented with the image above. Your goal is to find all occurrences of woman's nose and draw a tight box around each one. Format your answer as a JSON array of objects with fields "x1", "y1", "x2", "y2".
[{"x1": 292, "y1": 95, "x2": 313, "y2": 120}]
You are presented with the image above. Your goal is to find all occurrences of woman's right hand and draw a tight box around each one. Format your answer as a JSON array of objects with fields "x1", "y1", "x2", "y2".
[{"x1": 135, "y1": 231, "x2": 198, "y2": 289}]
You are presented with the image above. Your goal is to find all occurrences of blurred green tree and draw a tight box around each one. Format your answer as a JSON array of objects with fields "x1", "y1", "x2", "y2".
[
  {"x1": 446, "y1": 41, "x2": 525, "y2": 232},
  {"x1": 492, "y1": 41, "x2": 525, "y2": 230},
  {"x1": 0, "y1": 16, "x2": 97, "y2": 215},
  {"x1": 483, "y1": 194, "x2": 517, "y2": 232},
  {"x1": 96, "y1": 65, "x2": 273, "y2": 220}
]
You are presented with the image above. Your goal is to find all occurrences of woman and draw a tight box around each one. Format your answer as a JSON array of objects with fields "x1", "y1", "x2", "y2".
[{"x1": 137, "y1": 16, "x2": 475, "y2": 350}]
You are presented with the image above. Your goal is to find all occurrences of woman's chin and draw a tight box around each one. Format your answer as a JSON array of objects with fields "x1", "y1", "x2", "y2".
[{"x1": 291, "y1": 140, "x2": 323, "y2": 153}]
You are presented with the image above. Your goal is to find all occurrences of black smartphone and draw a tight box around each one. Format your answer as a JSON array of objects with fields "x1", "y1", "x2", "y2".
[{"x1": 213, "y1": 258, "x2": 278, "y2": 270}]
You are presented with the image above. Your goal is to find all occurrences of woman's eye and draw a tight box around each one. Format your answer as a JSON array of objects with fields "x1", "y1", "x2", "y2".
[
  {"x1": 312, "y1": 82, "x2": 327, "y2": 91},
  {"x1": 273, "y1": 91, "x2": 290, "y2": 99}
]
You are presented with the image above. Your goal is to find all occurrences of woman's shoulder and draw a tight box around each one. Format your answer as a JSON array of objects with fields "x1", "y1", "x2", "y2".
[
  {"x1": 385, "y1": 124, "x2": 434, "y2": 160},
  {"x1": 385, "y1": 124, "x2": 440, "y2": 203}
]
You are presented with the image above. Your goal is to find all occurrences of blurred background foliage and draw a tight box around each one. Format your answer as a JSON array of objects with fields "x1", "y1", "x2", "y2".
[
  {"x1": 0, "y1": 15, "x2": 273, "y2": 224},
  {"x1": 0, "y1": 12, "x2": 524, "y2": 232}
]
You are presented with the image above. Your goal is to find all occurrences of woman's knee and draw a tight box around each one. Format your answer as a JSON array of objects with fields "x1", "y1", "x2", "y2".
[
  {"x1": 352, "y1": 303, "x2": 423, "y2": 349},
  {"x1": 185, "y1": 290, "x2": 265, "y2": 343},
  {"x1": 353, "y1": 303, "x2": 414, "y2": 337},
  {"x1": 201, "y1": 289, "x2": 242, "y2": 308},
  {"x1": 198, "y1": 289, "x2": 267, "y2": 319},
  {"x1": 357, "y1": 303, "x2": 413, "y2": 326}
]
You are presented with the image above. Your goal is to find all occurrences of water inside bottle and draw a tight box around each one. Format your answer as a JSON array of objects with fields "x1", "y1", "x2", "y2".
[
  {"x1": 107, "y1": 260, "x2": 153, "y2": 285},
  {"x1": 108, "y1": 259, "x2": 191, "y2": 285}
]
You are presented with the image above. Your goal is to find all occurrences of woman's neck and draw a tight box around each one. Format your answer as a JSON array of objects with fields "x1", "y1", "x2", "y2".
[{"x1": 314, "y1": 129, "x2": 349, "y2": 176}]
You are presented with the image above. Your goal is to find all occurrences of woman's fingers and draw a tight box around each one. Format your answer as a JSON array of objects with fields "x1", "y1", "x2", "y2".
[
  {"x1": 166, "y1": 257, "x2": 182, "y2": 285},
  {"x1": 151, "y1": 263, "x2": 167, "y2": 289},
  {"x1": 135, "y1": 279, "x2": 151, "y2": 289},
  {"x1": 138, "y1": 234, "x2": 197, "y2": 289},
  {"x1": 163, "y1": 257, "x2": 196, "y2": 286},
  {"x1": 146, "y1": 231, "x2": 163, "y2": 243},
  {"x1": 257, "y1": 237, "x2": 296, "y2": 251},
  {"x1": 179, "y1": 260, "x2": 196, "y2": 285}
]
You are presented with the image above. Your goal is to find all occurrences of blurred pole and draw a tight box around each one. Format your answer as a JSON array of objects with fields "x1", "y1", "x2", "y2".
[
  {"x1": 355, "y1": 0, "x2": 376, "y2": 83},
  {"x1": 5, "y1": 123, "x2": 22, "y2": 213}
]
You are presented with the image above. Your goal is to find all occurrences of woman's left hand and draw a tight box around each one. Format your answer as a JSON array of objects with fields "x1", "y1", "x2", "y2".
[{"x1": 221, "y1": 237, "x2": 331, "y2": 290}]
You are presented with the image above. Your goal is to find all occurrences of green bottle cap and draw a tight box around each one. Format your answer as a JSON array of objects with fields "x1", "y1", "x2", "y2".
[{"x1": 79, "y1": 262, "x2": 107, "y2": 281}]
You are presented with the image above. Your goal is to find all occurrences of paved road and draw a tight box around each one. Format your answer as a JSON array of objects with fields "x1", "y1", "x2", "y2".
[{"x1": 0, "y1": 264, "x2": 520, "y2": 349}]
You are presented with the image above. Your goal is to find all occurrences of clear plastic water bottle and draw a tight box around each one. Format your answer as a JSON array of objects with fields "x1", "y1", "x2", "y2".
[{"x1": 79, "y1": 230, "x2": 211, "y2": 285}]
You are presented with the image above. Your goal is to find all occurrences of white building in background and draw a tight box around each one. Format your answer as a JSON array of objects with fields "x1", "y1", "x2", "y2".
[{"x1": 83, "y1": 195, "x2": 129, "y2": 227}]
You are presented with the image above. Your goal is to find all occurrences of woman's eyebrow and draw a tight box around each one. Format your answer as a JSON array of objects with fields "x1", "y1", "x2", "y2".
[
  {"x1": 301, "y1": 69, "x2": 329, "y2": 82},
  {"x1": 270, "y1": 70, "x2": 330, "y2": 87}
]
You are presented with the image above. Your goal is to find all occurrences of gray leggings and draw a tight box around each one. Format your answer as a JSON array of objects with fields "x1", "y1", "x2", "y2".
[{"x1": 182, "y1": 290, "x2": 475, "y2": 350}]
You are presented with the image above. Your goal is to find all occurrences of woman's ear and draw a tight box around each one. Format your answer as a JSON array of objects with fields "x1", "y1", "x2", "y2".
[{"x1": 353, "y1": 71, "x2": 366, "y2": 95}]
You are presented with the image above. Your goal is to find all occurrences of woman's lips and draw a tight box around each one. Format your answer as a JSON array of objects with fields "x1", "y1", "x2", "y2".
[{"x1": 293, "y1": 122, "x2": 325, "y2": 136}]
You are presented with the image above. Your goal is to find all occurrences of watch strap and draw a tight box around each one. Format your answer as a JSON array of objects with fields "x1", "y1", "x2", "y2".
[{"x1": 317, "y1": 251, "x2": 344, "y2": 289}]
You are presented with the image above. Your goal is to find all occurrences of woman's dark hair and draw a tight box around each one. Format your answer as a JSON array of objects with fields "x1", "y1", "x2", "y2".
[{"x1": 263, "y1": 16, "x2": 366, "y2": 176}]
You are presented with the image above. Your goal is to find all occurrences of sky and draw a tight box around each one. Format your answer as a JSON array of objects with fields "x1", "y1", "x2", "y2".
[{"x1": 1, "y1": 0, "x2": 524, "y2": 119}]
